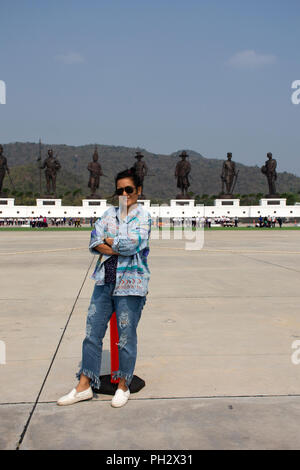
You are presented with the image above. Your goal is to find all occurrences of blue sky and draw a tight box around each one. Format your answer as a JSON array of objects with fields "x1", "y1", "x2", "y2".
[{"x1": 1, "y1": 0, "x2": 300, "y2": 175}]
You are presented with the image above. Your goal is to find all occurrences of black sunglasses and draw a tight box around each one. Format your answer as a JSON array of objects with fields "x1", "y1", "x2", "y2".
[{"x1": 116, "y1": 186, "x2": 136, "y2": 196}]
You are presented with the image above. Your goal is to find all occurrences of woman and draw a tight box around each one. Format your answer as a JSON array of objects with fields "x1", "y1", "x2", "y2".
[{"x1": 57, "y1": 167, "x2": 151, "y2": 408}]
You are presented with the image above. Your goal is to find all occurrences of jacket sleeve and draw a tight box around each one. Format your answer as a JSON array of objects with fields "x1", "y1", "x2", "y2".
[
  {"x1": 89, "y1": 215, "x2": 107, "y2": 255},
  {"x1": 111, "y1": 213, "x2": 151, "y2": 256}
]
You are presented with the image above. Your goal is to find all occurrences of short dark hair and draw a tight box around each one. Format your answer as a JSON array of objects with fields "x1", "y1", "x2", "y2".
[{"x1": 115, "y1": 167, "x2": 142, "y2": 191}]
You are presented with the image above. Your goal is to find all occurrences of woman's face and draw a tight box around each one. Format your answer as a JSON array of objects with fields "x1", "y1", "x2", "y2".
[{"x1": 116, "y1": 177, "x2": 141, "y2": 209}]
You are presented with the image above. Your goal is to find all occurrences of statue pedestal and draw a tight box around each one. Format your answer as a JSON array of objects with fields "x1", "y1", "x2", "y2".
[
  {"x1": 82, "y1": 199, "x2": 107, "y2": 208},
  {"x1": 0, "y1": 198, "x2": 15, "y2": 207},
  {"x1": 36, "y1": 198, "x2": 62, "y2": 207},
  {"x1": 259, "y1": 198, "x2": 286, "y2": 207},
  {"x1": 170, "y1": 199, "x2": 195, "y2": 207},
  {"x1": 81, "y1": 199, "x2": 108, "y2": 218},
  {"x1": 214, "y1": 199, "x2": 240, "y2": 207},
  {"x1": 157, "y1": 199, "x2": 196, "y2": 218}
]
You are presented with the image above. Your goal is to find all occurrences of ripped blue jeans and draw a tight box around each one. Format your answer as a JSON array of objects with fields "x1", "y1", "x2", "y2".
[{"x1": 76, "y1": 283, "x2": 146, "y2": 389}]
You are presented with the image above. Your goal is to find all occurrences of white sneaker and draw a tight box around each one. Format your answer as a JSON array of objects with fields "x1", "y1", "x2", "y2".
[
  {"x1": 57, "y1": 386, "x2": 93, "y2": 406},
  {"x1": 111, "y1": 388, "x2": 130, "y2": 408}
]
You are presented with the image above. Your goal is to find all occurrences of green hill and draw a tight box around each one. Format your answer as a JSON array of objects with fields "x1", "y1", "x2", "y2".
[{"x1": 1, "y1": 142, "x2": 300, "y2": 203}]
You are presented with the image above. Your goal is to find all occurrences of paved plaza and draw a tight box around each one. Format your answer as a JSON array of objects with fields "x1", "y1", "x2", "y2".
[{"x1": 1, "y1": 228, "x2": 300, "y2": 450}]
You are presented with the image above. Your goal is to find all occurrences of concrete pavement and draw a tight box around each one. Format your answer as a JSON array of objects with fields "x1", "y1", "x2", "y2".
[{"x1": 1, "y1": 229, "x2": 300, "y2": 449}]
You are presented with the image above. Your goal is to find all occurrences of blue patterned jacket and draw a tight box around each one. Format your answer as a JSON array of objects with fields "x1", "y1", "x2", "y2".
[{"x1": 89, "y1": 204, "x2": 151, "y2": 296}]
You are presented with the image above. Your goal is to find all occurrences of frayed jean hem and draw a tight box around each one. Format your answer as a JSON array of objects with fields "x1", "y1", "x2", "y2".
[
  {"x1": 112, "y1": 370, "x2": 133, "y2": 387},
  {"x1": 76, "y1": 368, "x2": 101, "y2": 389}
]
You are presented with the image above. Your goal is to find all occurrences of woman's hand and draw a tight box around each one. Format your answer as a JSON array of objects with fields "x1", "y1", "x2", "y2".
[
  {"x1": 104, "y1": 237, "x2": 114, "y2": 246},
  {"x1": 95, "y1": 243, "x2": 118, "y2": 255}
]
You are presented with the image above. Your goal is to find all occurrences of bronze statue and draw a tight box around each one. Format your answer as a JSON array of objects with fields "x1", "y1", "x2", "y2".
[
  {"x1": 40, "y1": 149, "x2": 61, "y2": 196},
  {"x1": 133, "y1": 151, "x2": 148, "y2": 198},
  {"x1": 261, "y1": 152, "x2": 277, "y2": 196},
  {"x1": 221, "y1": 152, "x2": 238, "y2": 196},
  {"x1": 175, "y1": 151, "x2": 191, "y2": 198},
  {"x1": 0, "y1": 145, "x2": 10, "y2": 195},
  {"x1": 87, "y1": 146, "x2": 103, "y2": 198}
]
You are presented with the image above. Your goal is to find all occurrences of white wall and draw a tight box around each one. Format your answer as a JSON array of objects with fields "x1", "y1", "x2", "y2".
[{"x1": 0, "y1": 198, "x2": 299, "y2": 219}]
